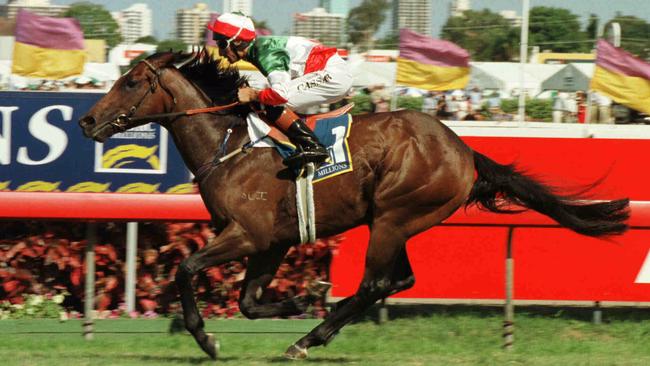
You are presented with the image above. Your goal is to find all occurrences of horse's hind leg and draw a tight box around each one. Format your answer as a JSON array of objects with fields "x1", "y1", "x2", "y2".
[
  {"x1": 285, "y1": 223, "x2": 409, "y2": 359},
  {"x1": 175, "y1": 222, "x2": 257, "y2": 359},
  {"x1": 238, "y1": 247, "x2": 326, "y2": 319},
  {"x1": 331, "y1": 246, "x2": 414, "y2": 313}
]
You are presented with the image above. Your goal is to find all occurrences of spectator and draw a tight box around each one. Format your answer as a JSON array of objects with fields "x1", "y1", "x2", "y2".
[
  {"x1": 436, "y1": 94, "x2": 452, "y2": 118},
  {"x1": 564, "y1": 92, "x2": 578, "y2": 123},
  {"x1": 576, "y1": 90, "x2": 587, "y2": 123},
  {"x1": 489, "y1": 106, "x2": 513, "y2": 121},
  {"x1": 447, "y1": 95, "x2": 460, "y2": 120},
  {"x1": 421, "y1": 91, "x2": 438, "y2": 115},
  {"x1": 457, "y1": 95, "x2": 471, "y2": 120},
  {"x1": 594, "y1": 92, "x2": 613, "y2": 124},
  {"x1": 487, "y1": 91, "x2": 501, "y2": 109},
  {"x1": 469, "y1": 86, "x2": 482, "y2": 110},
  {"x1": 370, "y1": 85, "x2": 390, "y2": 112},
  {"x1": 551, "y1": 90, "x2": 568, "y2": 123}
]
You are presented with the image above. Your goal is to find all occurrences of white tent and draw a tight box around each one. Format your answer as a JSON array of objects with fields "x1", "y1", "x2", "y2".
[
  {"x1": 350, "y1": 61, "x2": 396, "y2": 88},
  {"x1": 540, "y1": 63, "x2": 595, "y2": 92},
  {"x1": 349, "y1": 60, "x2": 563, "y2": 95},
  {"x1": 471, "y1": 62, "x2": 563, "y2": 96}
]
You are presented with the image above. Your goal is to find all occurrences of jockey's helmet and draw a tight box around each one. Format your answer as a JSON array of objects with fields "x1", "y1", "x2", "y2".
[{"x1": 208, "y1": 12, "x2": 256, "y2": 50}]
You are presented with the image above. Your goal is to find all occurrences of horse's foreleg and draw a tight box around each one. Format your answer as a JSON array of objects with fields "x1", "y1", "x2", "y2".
[
  {"x1": 175, "y1": 223, "x2": 257, "y2": 359},
  {"x1": 285, "y1": 225, "x2": 408, "y2": 359}
]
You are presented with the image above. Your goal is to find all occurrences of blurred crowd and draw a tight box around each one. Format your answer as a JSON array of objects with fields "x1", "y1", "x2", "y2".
[
  {"x1": 339, "y1": 84, "x2": 647, "y2": 124},
  {"x1": 1, "y1": 76, "x2": 107, "y2": 91}
]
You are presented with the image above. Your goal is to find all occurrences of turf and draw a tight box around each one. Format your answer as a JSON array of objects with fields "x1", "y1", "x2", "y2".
[{"x1": 1, "y1": 308, "x2": 650, "y2": 366}]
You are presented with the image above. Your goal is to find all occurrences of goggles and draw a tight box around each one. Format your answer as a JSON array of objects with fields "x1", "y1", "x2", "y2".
[{"x1": 213, "y1": 34, "x2": 232, "y2": 50}]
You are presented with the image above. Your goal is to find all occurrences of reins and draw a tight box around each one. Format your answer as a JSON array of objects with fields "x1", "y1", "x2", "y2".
[{"x1": 124, "y1": 101, "x2": 240, "y2": 124}]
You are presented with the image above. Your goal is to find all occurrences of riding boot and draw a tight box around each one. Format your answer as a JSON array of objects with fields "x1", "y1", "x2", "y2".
[{"x1": 268, "y1": 106, "x2": 330, "y2": 168}]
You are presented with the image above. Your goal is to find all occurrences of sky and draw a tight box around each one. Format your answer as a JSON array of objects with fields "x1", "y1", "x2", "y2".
[{"x1": 50, "y1": 0, "x2": 650, "y2": 39}]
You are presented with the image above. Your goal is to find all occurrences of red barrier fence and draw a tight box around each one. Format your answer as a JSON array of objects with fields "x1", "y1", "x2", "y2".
[{"x1": 1, "y1": 192, "x2": 649, "y2": 305}]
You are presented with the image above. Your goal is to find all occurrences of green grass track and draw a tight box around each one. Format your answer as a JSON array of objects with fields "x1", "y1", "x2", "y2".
[{"x1": 1, "y1": 308, "x2": 650, "y2": 365}]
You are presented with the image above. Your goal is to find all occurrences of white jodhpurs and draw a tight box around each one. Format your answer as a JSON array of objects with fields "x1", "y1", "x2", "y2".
[{"x1": 284, "y1": 55, "x2": 353, "y2": 114}]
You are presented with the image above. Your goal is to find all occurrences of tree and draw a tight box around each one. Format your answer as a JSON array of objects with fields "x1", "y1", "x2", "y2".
[
  {"x1": 441, "y1": 9, "x2": 518, "y2": 61},
  {"x1": 605, "y1": 13, "x2": 650, "y2": 60},
  {"x1": 585, "y1": 14, "x2": 599, "y2": 41},
  {"x1": 135, "y1": 36, "x2": 158, "y2": 45},
  {"x1": 375, "y1": 32, "x2": 398, "y2": 50},
  {"x1": 347, "y1": 0, "x2": 389, "y2": 50},
  {"x1": 64, "y1": 2, "x2": 122, "y2": 48},
  {"x1": 156, "y1": 39, "x2": 188, "y2": 53},
  {"x1": 528, "y1": 6, "x2": 589, "y2": 53},
  {"x1": 252, "y1": 18, "x2": 272, "y2": 35}
]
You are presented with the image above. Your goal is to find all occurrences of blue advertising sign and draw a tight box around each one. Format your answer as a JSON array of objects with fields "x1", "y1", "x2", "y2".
[{"x1": 0, "y1": 91, "x2": 192, "y2": 193}]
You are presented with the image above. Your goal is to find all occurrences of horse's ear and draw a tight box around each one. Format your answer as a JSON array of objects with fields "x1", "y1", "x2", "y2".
[{"x1": 172, "y1": 51, "x2": 196, "y2": 69}]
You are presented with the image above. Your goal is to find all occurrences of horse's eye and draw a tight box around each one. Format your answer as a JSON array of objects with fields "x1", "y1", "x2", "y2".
[{"x1": 126, "y1": 79, "x2": 138, "y2": 88}]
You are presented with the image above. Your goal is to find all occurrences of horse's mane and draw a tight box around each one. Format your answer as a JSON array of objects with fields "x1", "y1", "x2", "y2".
[{"x1": 176, "y1": 50, "x2": 249, "y2": 113}]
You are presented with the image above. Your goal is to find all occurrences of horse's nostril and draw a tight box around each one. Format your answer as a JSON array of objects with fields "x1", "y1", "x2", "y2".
[{"x1": 79, "y1": 116, "x2": 95, "y2": 127}]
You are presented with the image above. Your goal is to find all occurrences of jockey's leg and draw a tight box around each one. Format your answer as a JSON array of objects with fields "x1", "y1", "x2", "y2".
[{"x1": 266, "y1": 106, "x2": 330, "y2": 167}]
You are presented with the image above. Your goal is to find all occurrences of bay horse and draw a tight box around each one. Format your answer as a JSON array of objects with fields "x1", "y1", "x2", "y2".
[{"x1": 79, "y1": 52, "x2": 629, "y2": 360}]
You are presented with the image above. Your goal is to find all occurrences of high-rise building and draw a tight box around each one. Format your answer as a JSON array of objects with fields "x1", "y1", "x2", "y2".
[
  {"x1": 499, "y1": 10, "x2": 522, "y2": 27},
  {"x1": 0, "y1": 0, "x2": 68, "y2": 19},
  {"x1": 292, "y1": 7, "x2": 345, "y2": 47},
  {"x1": 223, "y1": 0, "x2": 252, "y2": 16},
  {"x1": 112, "y1": 3, "x2": 153, "y2": 44},
  {"x1": 393, "y1": 0, "x2": 432, "y2": 36},
  {"x1": 176, "y1": 3, "x2": 213, "y2": 46},
  {"x1": 450, "y1": 0, "x2": 471, "y2": 18},
  {"x1": 319, "y1": 0, "x2": 350, "y2": 17}
]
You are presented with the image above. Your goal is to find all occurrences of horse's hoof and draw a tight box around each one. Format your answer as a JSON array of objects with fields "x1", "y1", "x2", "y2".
[
  {"x1": 200, "y1": 333, "x2": 219, "y2": 360},
  {"x1": 284, "y1": 343, "x2": 308, "y2": 360}
]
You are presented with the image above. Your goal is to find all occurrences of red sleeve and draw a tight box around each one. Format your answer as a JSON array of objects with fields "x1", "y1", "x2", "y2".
[{"x1": 258, "y1": 87, "x2": 288, "y2": 105}]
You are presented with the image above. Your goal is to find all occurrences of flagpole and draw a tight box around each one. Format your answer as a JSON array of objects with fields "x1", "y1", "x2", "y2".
[{"x1": 517, "y1": 0, "x2": 530, "y2": 125}]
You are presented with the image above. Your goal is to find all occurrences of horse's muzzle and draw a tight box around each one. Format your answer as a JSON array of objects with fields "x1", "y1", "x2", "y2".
[
  {"x1": 79, "y1": 115, "x2": 119, "y2": 142},
  {"x1": 79, "y1": 115, "x2": 96, "y2": 137}
]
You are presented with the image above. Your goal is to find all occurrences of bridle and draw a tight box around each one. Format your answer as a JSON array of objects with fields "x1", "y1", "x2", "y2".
[{"x1": 109, "y1": 58, "x2": 239, "y2": 131}]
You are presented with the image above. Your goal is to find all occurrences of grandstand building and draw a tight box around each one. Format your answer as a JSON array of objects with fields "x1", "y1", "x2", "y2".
[
  {"x1": 319, "y1": 0, "x2": 350, "y2": 17},
  {"x1": 393, "y1": 0, "x2": 432, "y2": 36},
  {"x1": 0, "y1": 0, "x2": 68, "y2": 19},
  {"x1": 112, "y1": 3, "x2": 152, "y2": 44},
  {"x1": 223, "y1": 0, "x2": 252, "y2": 16},
  {"x1": 292, "y1": 7, "x2": 345, "y2": 47},
  {"x1": 450, "y1": 0, "x2": 471, "y2": 17},
  {"x1": 176, "y1": 3, "x2": 213, "y2": 46}
]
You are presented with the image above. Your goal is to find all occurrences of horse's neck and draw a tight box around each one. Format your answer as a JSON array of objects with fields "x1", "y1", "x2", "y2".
[{"x1": 163, "y1": 92, "x2": 244, "y2": 175}]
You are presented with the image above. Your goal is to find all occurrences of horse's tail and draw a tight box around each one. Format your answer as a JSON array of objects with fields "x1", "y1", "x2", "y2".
[{"x1": 465, "y1": 151, "x2": 630, "y2": 237}]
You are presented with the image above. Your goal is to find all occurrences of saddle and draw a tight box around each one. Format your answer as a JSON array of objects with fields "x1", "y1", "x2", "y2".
[{"x1": 265, "y1": 103, "x2": 354, "y2": 145}]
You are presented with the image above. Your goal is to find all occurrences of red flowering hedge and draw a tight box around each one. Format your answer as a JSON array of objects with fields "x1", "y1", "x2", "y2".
[{"x1": 0, "y1": 221, "x2": 342, "y2": 318}]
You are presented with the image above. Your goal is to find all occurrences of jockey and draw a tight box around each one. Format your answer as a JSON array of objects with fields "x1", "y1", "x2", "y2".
[{"x1": 208, "y1": 12, "x2": 353, "y2": 168}]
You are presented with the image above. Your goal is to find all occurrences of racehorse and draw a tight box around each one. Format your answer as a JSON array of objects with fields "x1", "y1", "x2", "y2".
[{"x1": 79, "y1": 52, "x2": 629, "y2": 360}]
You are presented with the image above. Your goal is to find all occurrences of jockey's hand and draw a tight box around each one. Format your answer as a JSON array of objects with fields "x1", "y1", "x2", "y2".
[{"x1": 238, "y1": 87, "x2": 258, "y2": 104}]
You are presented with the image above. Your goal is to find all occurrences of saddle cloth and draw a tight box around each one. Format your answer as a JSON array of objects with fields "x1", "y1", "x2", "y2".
[{"x1": 246, "y1": 104, "x2": 354, "y2": 183}]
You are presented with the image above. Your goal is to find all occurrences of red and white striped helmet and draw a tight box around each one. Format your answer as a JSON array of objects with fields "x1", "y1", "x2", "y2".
[{"x1": 208, "y1": 12, "x2": 256, "y2": 42}]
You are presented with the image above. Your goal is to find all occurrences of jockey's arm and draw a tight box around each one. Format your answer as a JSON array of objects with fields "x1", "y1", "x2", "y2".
[{"x1": 246, "y1": 46, "x2": 293, "y2": 106}]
